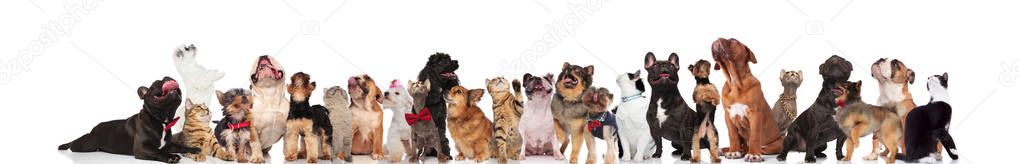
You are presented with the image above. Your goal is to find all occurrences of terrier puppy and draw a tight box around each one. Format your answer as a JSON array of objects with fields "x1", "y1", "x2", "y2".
[
  {"x1": 688, "y1": 60, "x2": 721, "y2": 163},
  {"x1": 348, "y1": 74, "x2": 386, "y2": 159},
  {"x1": 171, "y1": 44, "x2": 225, "y2": 132},
  {"x1": 613, "y1": 70, "x2": 655, "y2": 161},
  {"x1": 283, "y1": 72, "x2": 333, "y2": 163},
  {"x1": 486, "y1": 77, "x2": 525, "y2": 163},
  {"x1": 582, "y1": 87, "x2": 618, "y2": 164},
  {"x1": 519, "y1": 73, "x2": 565, "y2": 159},
  {"x1": 406, "y1": 80, "x2": 452, "y2": 162},
  {"x1": 323, "y1": 86, "x2": 354, "y2": 162},
  {"x1": 446, "y1": 86, "x2": 494, "y2": 162},
  {"x1": 213, "y1": 88, "x2": 265, "y2": 163},
  {"x1": 773, "y1": 69, "x2": 803, "y2": 133},
  {"x1": 382, "y1": 79, "x2": 414, "y2": 162},
  {"x1": 834, "y1": 81, "x2": 902, "y2": 163}
]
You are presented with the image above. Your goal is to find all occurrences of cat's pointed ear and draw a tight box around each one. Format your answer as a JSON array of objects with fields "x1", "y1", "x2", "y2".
[{"x1": 185, "y1": 99, "x2": 194, "y2": 109}]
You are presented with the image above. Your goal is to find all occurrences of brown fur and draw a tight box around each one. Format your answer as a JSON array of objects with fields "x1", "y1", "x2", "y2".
[
  {"x1": 215, "y1": 89, "x2": 265, "y2": 163},
  {"x1": 551, "y1": 62, "x2": 597, "y2": 164},
  {"x1": 283, "y1": 72, "x2": 331, "y2": 163},
  {"x1": 171, "y1": 99, "x2": 234, "y2": 161},
  {"x1": 348, "y1": 74, "x2": 385, "y2": 159},
  {"x1": 688, "y1": 60, "x2": 721, "y2": 163},
  {"x1": 582, "y1": 87, "x2": 617, "y2": 164},
  {"x1": 446, "y1": 86, "x2": 494, "y2": 162},
  {"x1": 486, "y1": 77, "x2": 525, "y2": 163},
  {"x1": 834, "y1": 81, "x2": 902, "y2": 163},
  {"x1": 711, "y1": 38, "x2": 784, "y2": 162}
]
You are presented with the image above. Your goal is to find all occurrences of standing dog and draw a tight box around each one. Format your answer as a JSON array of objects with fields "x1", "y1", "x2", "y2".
[
  {"x1": 171, "y1": 44, "x2": 225, "y2": 132},
  {"x1": 417, "y1": 52, "x2": 460, "y2": 156},
  {"x1": 284, "y1": 72, "x2": 333, "y2": 163},
  {"x1": 213, "y1": 88, "x2": 265, "y2": 163},
  {"x1": 688, "y1": 60, "x2": 722, "y2": 163},
  {"x1": 871, "y1": 58, "x2": 920, "y2": 157},
  {"x1": 711, "y1": 38, "x2": 784, "y2": 162},
  {"x1": 406, "y1": 80, "x2": 452, "y2": 162},
  {"x1": 583, "y1": 87, "x2": 618, "y2": 164},
  {"x1": 645, "y1": 52, "x2": 698, "y2": 160},
  {"x1": 348, "y1": 74, "x2": 385, "y2": 159},
  {"x1": 382, "y1": 79, "x2": 414, "y2": 162},
  {"x1": 613, "y1": 70, "x2": 655, "y2": 161},
  {"x1": 323, "y1": 86, "x2": 354, "y2": 162},
  {"x1": 777, "y1": 55, "x2": 851, "y2": 162},
  {"x1": 446, "y1": 86, "x2": 494, "y2": 162},
  {"x1": 59, "y1": 77, "x2": 198, "y2": 163},
  {"x1": 551, "y1": 62, "x2": 597, "y2": 164},
  {"x1": 486, "y1": 77, "x2": 525, "y2": 163},
  {"x1": 897, "y1": 73, "x2": 959, "y2": 162},
  {"x1": 834, "y1": 80, "x2": 902, "y2": 163},
  {"x1": 249, "y1": 55, "x2": 289, "y2": 152},
  {"x1": 519, "y1": 73, "x2": 565, "y2": 159},
  {"x1": 773, "y1": 69, "x2": 802, "y2": 133}
]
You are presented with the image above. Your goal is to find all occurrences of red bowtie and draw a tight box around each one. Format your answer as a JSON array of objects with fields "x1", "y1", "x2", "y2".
[
  {"x1": 405, "y1": 108, "x2": 432, "y2": 126},
  {"x1": 163, "y1": 117, "x2": 180, "y2": 132},
  {"x1": 229, "y1": 121, "x2": 251, "y2": 129}
]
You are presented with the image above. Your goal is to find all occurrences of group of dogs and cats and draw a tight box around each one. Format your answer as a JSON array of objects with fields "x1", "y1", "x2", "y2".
[{"x1": 57, "y1": 40, "x2": 960, "y2": 163}]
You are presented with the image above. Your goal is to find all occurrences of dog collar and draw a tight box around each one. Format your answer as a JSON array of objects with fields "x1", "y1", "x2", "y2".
[
  {"x1": 162, "y1": 117, "x2": 180, "y2": 132},
  {"x1": 621, "y1": 93, "x2": 646, "y2": 102},
  {"x1": 405, "y1": 108, "x2": 433, "y2": 125},
  {"x1": 228, "y1": 121, "x2": 251, "y2": 129},
  {"x1": 695, "y1": 77, "x2": 710, "y2": 85}
]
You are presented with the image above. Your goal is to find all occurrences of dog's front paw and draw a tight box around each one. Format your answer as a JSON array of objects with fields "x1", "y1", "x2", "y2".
[
  {"x1": 815, "y1": 152, "x2": 827, "y2": 158},
  {"x1": 864, "y1": 153, "x2": 879, "y2": 160},
  {"x1": 455, "y1": 153, "x2": 466, "y2": 161},
  {"x1": 724, "y1": 151, "x2": 744, "y2": 159},
  {"x1": 776, "y1": 154, "x2": 787, "y2": 161},
  {"x1": 250, "y1": 155, "x2": 265, "y2": 163},
  {"x1": 166, "y1": 154, "x2": 181, "y2": 163},
  {"x1": 744, "y1": 154, "x2": 764, "y2": 162},
  {"x1": 553, "y1": 152, "x2": 566, "y2": 160},
  {"x1": 804, "y1": 156, "x2": 816, "y2": 163},
  {"x1": 370, "y1": 153, "x2": 384, "y2": 160}
]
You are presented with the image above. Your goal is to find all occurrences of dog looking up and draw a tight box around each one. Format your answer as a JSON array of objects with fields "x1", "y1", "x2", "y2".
[
  {"x1": 613, "y1": 70, "x2": 655, "y2": 161},
  {"x1": 519, "y1": 73, "x2": 564, "y2": 159},
  {"x1": 777, "y1": 55, "x2": 851, "y2": 162},
  {"x1": 551, "y1": 62, "x2": 597, "y2": 164},
  {"x1": 283, "y1": 72, "x2": 333, "y2": 163},
  {"x1": 416, "y1": 52, "x2": 460, "y2": 156},
  {"x1": 348, "y1": 74, "x2": 386, "y2": 159},
  {"x1": 711, "y1": 38, "x2": 784, "y2": 162},
  {"x1": 645, "y1": 52, "x2": 698, "y2": 160},
  {"x1": 582, "y1": 87, "x2": 618, "y2": 164},
  {"x1": 834, "y1": 81, "x2": 902, "y2": 163},
  {"x1": 688, "y1": 60, "x2": 722, "y2": 163},
  {"x1": 446, "y1": 86, "x2": 494, "y2": 162},
  {"x1": 248, "y1": 55, "x2": 288, "y2": 152},
  {"x1": 213, "y1": 88, "x2": 265, "y2": 163},
  {"x1": 171, "y1": 44, "x2": 225, "y2": 132},
  {"x1": 382, "y1": 79, "x2": 414, "y2": 162},
  {"x1": 871, "y1": 58, "x2": 920, "y2": 157}
]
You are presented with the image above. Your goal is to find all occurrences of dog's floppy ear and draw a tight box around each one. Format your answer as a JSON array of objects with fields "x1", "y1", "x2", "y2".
[
  {"x1": 907, "y1": 69, "x2": 916, "y2": 84},
  {"x1": 137, "y1": 86, "x2": 149, "y2": 99},
  {"x1": 562, "y1": 62, "x2": 571, "y2": 70},
  {"x1": 468, "y1": 89, "x2": 485, "y2": 103},
  {"x1": 714, "y1": 62, "x2": 721, "y2": 70},
  {"x1": 745, "y1": 46, "x2": 757, "y2": 64},
  {"x1": 544, "y1": 73, "x2": 554, "y2": 82},
  {"x1": 644, "y1": 52, "x2": 656, "y2": 70},
  {"x1": 668, "y1": 53, "x2": 680, "y2": 67},
  {"x1": 215, "y1": 90, "x2": 226, "y2": 106},
  {"x1": 584, "y1": 65, "x2": 595, "y2": 76},
  {"x1": 523, "y1": 73, "x2": 533, "y2": 83}
]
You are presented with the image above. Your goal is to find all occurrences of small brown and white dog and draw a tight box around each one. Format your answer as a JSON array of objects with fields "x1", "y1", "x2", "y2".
[
  {"x1": 249, "y1": 55, "x2": 289, "y2": 152},
  {"x1": 711, "y1": 38, "x2": 784, "y2": 162},
  {"x1": 446, "y1": 86, "x2": 494, "y2": 162},
  {"x1": 582, "y1": 87, "x2": 617, "y2": 164},
  {"x1": 348, "y1": 74, "x2": 386, "y2": 159},
  {"x1": 834, "y1": 81, "x2": 902, "y2": 163}
]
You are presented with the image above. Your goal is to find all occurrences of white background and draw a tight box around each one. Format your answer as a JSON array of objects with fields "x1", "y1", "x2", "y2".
[{"x1": 1, "y1": 0, "x2": 1016, "y2": 163}]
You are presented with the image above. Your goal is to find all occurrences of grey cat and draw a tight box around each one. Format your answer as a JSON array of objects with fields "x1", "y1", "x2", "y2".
[
  {"x1": 773, "y1": 69, "x2": 803, "y2": 133},
  {"x1": 323, "y1": 86, "x2": 353, "y2": 162}
]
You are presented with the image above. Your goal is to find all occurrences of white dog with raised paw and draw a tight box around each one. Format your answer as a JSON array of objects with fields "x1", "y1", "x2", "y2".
[{"x1": 171, "y1": 44, "x2": 225, "y2": 132}]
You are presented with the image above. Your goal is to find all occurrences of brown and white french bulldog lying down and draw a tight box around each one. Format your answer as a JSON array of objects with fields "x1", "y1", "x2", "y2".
[
  {"x1": 59, "y1": 77, "x2": 199, "y2": 163},
  {"x1": 249, "y1": 55, "x2": 289, "y2": 152}
]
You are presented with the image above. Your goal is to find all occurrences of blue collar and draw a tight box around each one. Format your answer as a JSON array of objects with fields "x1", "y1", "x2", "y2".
[{"x1": 621, "y1": 93, "x2": 646, "y2": 102}]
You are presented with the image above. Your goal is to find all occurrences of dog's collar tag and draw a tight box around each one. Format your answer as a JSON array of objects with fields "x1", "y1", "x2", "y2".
[
  {"x1": 621, "y1": 93, "x2": 646, "y2": 102},
  {"x1": 228, "y1": 121, "x2": 251, "y2": 129},
  {"x1": 162, "y1": 117, "x2": 180, "y2": 132}
]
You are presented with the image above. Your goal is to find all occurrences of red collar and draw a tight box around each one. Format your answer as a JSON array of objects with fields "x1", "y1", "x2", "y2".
[
  {"x1": 405, "y1": 108, "x2": 432, "y2": 125},
  {"x1": 228, "y1": 121, "x2": 251, "y2": 129},
  {"x1": 162, "y1": 117, "x2": 180, "y2": 132}
]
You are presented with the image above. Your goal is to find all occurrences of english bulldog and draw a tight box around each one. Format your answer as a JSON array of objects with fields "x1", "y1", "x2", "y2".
[
  {"x1": 870, "y1": 58, "x2": 923, "y2": 157},
  {"x1": 249, "y1": 55, "x2": 289, "y2": 152},
  {"x1": 711, "y1": 38, "x2": 784, "y2": 162}
]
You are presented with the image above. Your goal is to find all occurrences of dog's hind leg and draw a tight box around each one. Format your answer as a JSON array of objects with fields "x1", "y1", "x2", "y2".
[
  {"x1": 707, "y1": 128, "x2": 721, "y2": 163},
  {"x1": 690, "y1": 127, "x2": 705, "y2": 162},
  {"x1": 304, "y1": 133, "x2": 320, "y2": 163},
  {"x1": 60, "y1": 133, "x2": 97, "y2": 152},
  {"x1": 865, "y1": 135, "x2": 882, "y2": 160},
  {"x1": 776, "y1": 134, "x2": 797, "y2": 161}
]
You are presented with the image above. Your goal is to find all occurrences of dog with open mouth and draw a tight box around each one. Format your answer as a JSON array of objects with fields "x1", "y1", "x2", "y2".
[
  {"x1": 897, "y1": 73, "x2": 959, "y2": 162},
  {"x1": 348, "y1": 74, "x2": 386, "y2": 159},
  {"x1": 416, "y1": 52, "x2": 460, "y2": 156},
  {"x1": 519, "y1": 73, "x2": 565, "y2": 159},
  {"x1": 551, "y1": 62, "x2": 597, "y2": 164},
  {"x1": 645, "y1": 52, "x2": 699, "y2": 160},
  {"x1": 613, "y1": 70, "x2": 655, "y2": 161},
  {"x1": 59, "y1": 77, "x2": 199, "y2": 163},
  {"x1": 249, "y1": 55, "x2": 289, "y2": 152},
  {"x1": 171, "y1": 44, "x2": 225, "y2": 132},
  {"x1": 777, "y1": 55, "x2": 851, "y2": 163},
  {"x1": 711, "y1": 38, "x2": 784, "y2": 162}
]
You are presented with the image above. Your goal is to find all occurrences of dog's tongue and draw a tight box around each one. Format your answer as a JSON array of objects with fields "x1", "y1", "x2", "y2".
[
  {"x1": 659, "y1": 74, "x2": 670, "y2": 78},
  {"x1": 442, "y1": 72, "x2": 457, "y2": 78},
  {"x1": 162, "y1": 80, "x2": 179, "y2": 93}
]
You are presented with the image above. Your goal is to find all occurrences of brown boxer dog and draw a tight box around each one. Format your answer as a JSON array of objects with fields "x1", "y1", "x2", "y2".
[{"x1": 711, "y1": 38, "x2": 783, "y2": 162}]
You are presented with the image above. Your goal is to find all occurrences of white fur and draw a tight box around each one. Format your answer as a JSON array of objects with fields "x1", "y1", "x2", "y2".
[
  {"x1": 519, "y1": 77, "x2": 563, "y2": 159},
  {"x1": 614, "y1": 73, "x2": 656, "y2": 161},
  {"x1": 728, "y1": 103, "x2": 748, "y2": 118},
  {"x1": 249, "y1": 56, "x2": 289, "y2": 150},
  {"x1": 928, "y1": 76, "x2": 951, "y2": 103},
  {"x1": 382, "y1": 85, "x2": 414, "y2": 161},
  {"x1": 171, "y1": 44, "x2": 225, "y2": 132}
]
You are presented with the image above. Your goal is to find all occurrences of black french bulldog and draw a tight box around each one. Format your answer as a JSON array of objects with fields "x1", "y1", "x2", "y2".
[
  {"x1": 777, "y1": 55, "x2": 851, "y2": 162},
  {"x1": 59, "y1": 77, "x2": 199, "y2": 163},
  {"x1": 416, "y1": 52, "x2": 459, "y2": 156},
  {"x1": 644, "y1": 52, "x2": 703, "y2": 160}
]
